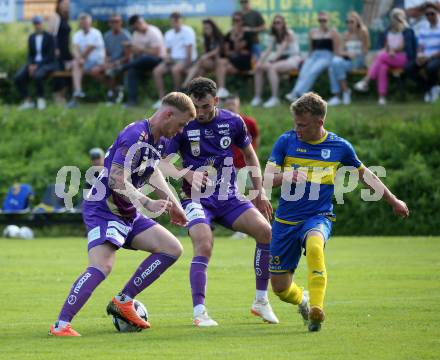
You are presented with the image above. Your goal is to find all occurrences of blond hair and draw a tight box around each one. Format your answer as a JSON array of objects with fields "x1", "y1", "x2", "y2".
[
  {"x1": 162, "y1": 92, "x2": 196, "y2": 118},
  {"x1": 290, "y1": 92, "x2": 327, "y2": 119},
  {"x1": 390, "y1": 8, "x2": 408, "y2": 32}
]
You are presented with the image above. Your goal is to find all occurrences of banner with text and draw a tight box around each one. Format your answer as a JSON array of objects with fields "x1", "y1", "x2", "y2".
[{"x1": 70, "y1": 0, "x2": 236, "y2": 20}]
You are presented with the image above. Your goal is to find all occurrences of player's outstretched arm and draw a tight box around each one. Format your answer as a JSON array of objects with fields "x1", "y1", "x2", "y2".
[
  {"x1": 358, "y1": 166, "x2": 409, "y2": 218},
  {"x1": 148, "y1": 167, "x2": 187, "y2": 226},
  {"x1": 159, "y1": 157, "x2": 209, "y2": 192},
  {"x1": 241, "y1": 144, "x2": 273, "y2": 220},
  {"x1": 108, "y1": 163, "x2": 172, "y2": 214},
  {"x1": 263, "y1": 162, "x2": 308, "y2": 189}
]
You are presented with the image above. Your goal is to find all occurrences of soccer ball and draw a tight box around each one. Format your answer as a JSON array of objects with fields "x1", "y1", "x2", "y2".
[
  {"x1": 111, "y1": 300, "x2": 149, "y2": 332},
  {"x1": 19, "y1": 226, "x2": 34, "y2": 240},
  {"x1": 3, "y1": 225, "x2": 21, "y2": 238}
]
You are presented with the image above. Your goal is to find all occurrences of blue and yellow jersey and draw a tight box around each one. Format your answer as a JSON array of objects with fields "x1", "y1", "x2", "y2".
[{"x1": 267, "y1": 130, "x2": 363, "y2": 223}]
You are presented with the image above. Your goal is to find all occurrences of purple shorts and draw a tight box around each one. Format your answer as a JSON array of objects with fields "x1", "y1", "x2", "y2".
[
  {"x1": 181, "y1": 195, "x2": 254, "y2": 230},
  {"x1": 83, "y1": 203, "x2": 157, "y2": 251}
]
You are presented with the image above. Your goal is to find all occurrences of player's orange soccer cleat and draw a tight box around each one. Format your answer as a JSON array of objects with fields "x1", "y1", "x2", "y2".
[
  {"x1": 49, "y1": 323, "x2": 81, "y2": 337},
  {"x1": 308, "y1": 306, "x2": 325, "y2": 332},
  {"x1": 106, "y1": 297, "x2": 150, "y2": 329}
]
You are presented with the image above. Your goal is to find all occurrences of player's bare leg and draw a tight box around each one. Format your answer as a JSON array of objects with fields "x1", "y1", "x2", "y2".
[
  {"x1": 232, "y1": 208, "x2": 279, "y2": 324},
  {"x1": 107, "y1": 224, "x2": 183, "y2": 329},
  {"x1": 271, "y1": 272, "x2": 309, "y2": 325},
  {"x1": 49, "y1": 242, "x2": 116, "y2": 336},
  {"x1": 188, "y1": 223, "x2": 218, "y2": 327}
]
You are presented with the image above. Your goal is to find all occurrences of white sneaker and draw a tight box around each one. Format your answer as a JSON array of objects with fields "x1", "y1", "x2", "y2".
[
  {"x1": 378, "y1": 97, "x2": 387, "y2": 106},
  {"x1": 285, "y1": 91, "x2": 298, "y2": 103},
  {"x1": 430, "y1": 86, "x2": 439, "y2": 102},
  {"x1": 37, "y1": 98, "x2": 46, "y2": 110},
  {"x1": 193, "y1": 310, "x2": 218, "y2": 327},
  {"x1": 424, "y1": 91, "x2": 432, "y2": 103},
  {"x1": 217, "y1": 87, "x2": 230, "y2": 98},
  {"x1": 251, "y1": 299, "x2": 279, "y2": 324},
  {"x1": 327, "y1": 96, "x2": 341, "y2": 107},
  {"x1": 73, "y1": 90, "x2": 85, "y2": 98},
  {"x1": 152, "y1": 99, "x2": 162, "y2": 110},
  {"x1": 298, "y1": 290, "x2": 310, "y2": 325},
  {"x1": 263, "y1": 97, "x2": 280, "y2": 108},
  {"x1": 354, "y1": 80, "x2": 368, "y2": 92},
  {"x1": 342, "y1": 90, "x2": 351, "y2": 105},
  {"x1": 18, "y1": 100, "x2": 35, "y2": 111},
  {"x1": 250, "y1": 96, "x2": 262, "y2": 107}
]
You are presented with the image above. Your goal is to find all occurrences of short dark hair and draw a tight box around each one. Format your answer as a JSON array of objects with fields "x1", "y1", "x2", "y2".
[
  {"x1": 128, "y1": 14, "x2": 141, "y2": 26},
  {"x1": 170, "y1": 12, "x2": 182, "y2": 20},
  {"x1": 424, "y1": 2, "x2": 439, "y2": 12},
  {"x1": 187, "y1": 77, "x2": 217, "y2": 99}
]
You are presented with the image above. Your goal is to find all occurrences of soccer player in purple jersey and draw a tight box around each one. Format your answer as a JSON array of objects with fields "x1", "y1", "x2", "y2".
[
  {"x1": 49, "y1": 92, "x2": 196, "y2": 336},
  {"x1": 163, "y1": 77, "x2": 278, "y2": 326}
]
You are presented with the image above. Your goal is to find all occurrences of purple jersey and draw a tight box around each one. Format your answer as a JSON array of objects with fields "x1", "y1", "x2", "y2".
[
  {"x1": 85, "y1": 119, "x2": 167, "y2": 218},
  {"x1": 165, "y1": 108, "x2": 251, "y2": 199}
]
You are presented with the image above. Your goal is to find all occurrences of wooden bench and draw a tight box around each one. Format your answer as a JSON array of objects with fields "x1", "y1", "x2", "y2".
[{"x1": 50, "y1": 70, "x2": 71, "y2": 78}]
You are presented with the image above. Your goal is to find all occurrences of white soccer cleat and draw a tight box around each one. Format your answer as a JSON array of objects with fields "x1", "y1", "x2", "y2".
[
  {"x1": 298, "y1": 290, "x2": 310, "y2": 325},
  {"x1": 193, "y1": 311, "x2": 218, "y2": 327},
  {"x1": 251, "y1": 299, "x2": 279, "y2": 324}
]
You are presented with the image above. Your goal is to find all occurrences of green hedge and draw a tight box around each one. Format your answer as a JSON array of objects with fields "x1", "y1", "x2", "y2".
[{"x1": 1, "y1": 102, "x2": 438, "y2": 235}]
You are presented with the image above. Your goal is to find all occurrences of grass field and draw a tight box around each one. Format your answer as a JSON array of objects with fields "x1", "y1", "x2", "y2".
[{"x1": 1, "y1": 236, "x2": 439, "y2": 360}]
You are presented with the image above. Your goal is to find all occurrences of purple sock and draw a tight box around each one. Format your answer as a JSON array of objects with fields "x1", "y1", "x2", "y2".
[
  {"x1": 58, "y1": 266, "x2": 106, "y2": 322},
  {"x1": 190, "y1": 256, "x2": 209, "y2": 307},
  {"x1": 255, "y1": 243, "x2": 270, "y2": 291},
  {"x1": 122, "y1": 253, "x2": 177, "y2": 298}
]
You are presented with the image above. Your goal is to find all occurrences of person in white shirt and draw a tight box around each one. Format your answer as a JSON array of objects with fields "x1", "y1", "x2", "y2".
[
  {"x1": 405, "y1": 0, "x2": 440, "y2": 34},
  {"x1": 405, "y1": 2, "x2": 440, "y2": 102},
  {"x1": 152, "y1": 12, "x2": 197, "y2": 109},
  {"x1": 68, "y1": 13, "x2": 105, "y2": 107}
]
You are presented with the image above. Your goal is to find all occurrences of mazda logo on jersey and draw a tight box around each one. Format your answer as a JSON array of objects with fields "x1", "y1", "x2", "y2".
[{"x1": 220, "y1": 136, "x2": 231, "y2": 149}]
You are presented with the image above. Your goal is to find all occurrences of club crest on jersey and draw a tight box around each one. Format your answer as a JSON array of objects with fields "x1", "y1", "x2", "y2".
[
  {"x1": 220, "y1": 136, "x2": 231, "y2": 149},
  {"x1": 191, "y1": 141, "x2": 200, "y2": 156},
  {"x1": 205, "y1": 129, "x2": 214, "y2": 136},
  {"x1": 321, "y1": 149, "x2": 331, "y2": 159}
]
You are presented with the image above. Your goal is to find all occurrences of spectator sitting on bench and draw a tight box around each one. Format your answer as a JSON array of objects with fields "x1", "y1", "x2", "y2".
[
  {"x1": 120, "y1": 14, "x2": 166, "y2": 107},
  {"x1": 216, "y1": 11, "x2": 253, "y2": 98},
  {"x1": 103, "y1": 14, "x2": 131, "y2": 104},
  {"x1": 48, "y1": 0, "x2": 73, "y2": 105},
  {"x1": 327, "y1": 11, "x2": 370, "y2": 106},
  {"x1": 2, "y1": 183, "x2": 34, "y2": 213},
  {"x1": 152, "y1": 12, "x2": 197, "y2": 109},
  {"x1": 285, "y1": 11, "x2": 340, "y2": 103},
  {"x1": 405, "y1": 2, "x2": 440, "y2": 103},
  {"x1": 68, "y1": 13, "x2": 105, "y2": 108},
  {"x1": 251, "y1": 14, "x2": 302, "y2": 108},
  {"x1": 15, "y1": 16, "x2": 57, "y2": 111},
  {"x1": 183, "y1": 18, "x2": 224, "y2": 88},
  {"x1": 354, "y1": 8, "x2": 417, "y2": 105}
]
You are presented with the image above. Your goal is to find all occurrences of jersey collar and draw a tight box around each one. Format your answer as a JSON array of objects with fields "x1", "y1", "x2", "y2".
[{"x1": 304, "y1": 130, "x2": 328, "y2": 145}]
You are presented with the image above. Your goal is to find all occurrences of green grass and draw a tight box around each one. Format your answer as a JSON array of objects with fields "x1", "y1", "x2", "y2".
[{"x1": 1, "y1": 236, "x2": 439, "y2": 359}]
